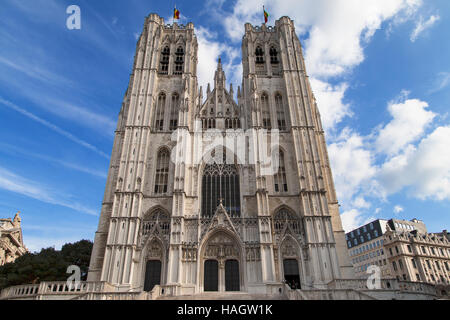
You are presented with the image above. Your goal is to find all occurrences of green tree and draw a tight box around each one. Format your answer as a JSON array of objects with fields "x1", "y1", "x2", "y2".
[{"x1": 0, "y1": 240, "x2": 93, "y2": 290}]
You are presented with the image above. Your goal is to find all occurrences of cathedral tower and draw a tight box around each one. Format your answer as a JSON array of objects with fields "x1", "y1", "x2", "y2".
[{"x1": 88, "y1": 14, "x2": 353, "y2": 296}]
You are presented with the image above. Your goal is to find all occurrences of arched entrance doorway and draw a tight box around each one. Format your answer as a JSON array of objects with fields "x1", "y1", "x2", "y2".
[
  {"x1": 204, "y1": 260, "x2": 219, "y2": 291},
  {"x1": 283, "y1": 259, "x2": 301, "y2": 289},
  {"x1": 201, "y1": 231, "x2": 242, "y2": 292},
  {"x1": 225, "y1": 259, "x2": 240, "y2": 291},
  {"x1": 144, "y1": 260, "x2": 162, "y2": 292}
]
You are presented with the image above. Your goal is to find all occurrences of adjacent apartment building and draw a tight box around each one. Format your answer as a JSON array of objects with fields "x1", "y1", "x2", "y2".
[
  {"x1": 346, "y1": 218, "x2": 428, "y2": 279},
  {"x1": 0, "y1": 212, "x2": 27, "y2": 266},
  {"x1": 384, "y1": 226, "x2": 450, "y2": 284}
]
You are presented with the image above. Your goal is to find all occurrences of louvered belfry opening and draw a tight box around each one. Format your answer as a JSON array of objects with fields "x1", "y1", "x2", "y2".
[{"x1": 201, "y1": 149, "x2": 241, "y2": 218}]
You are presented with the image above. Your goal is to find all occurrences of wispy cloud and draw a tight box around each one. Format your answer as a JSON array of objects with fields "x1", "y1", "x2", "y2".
[
  {"x1": 410, "y1": 14, "x2": 440, "y2": 42},
  {"x1": 428, "y1": 72, "x2": 450, "y2": 94},
  {"x1": 0, "y1": 143, "x2": 107, "y2": 179},
  {"x1": 0, "y1": 166, "x2": 98, "y2": 216},
  {"x1": 0, "y1": 97, "x2": 109, "y2": 159}
]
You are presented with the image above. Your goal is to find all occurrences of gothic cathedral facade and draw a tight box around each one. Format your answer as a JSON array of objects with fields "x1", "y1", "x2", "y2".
[{"x1": 88, "y1": 13, "x2": 354, "y2": 295}]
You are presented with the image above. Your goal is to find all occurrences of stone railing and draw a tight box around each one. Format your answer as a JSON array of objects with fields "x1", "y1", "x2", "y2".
[
  {"x1": 327, "y1": 278, "x2": 399, "y2": 291},
  {"x1": 0, "y1": 281, "x2": 117, "y2": 300},
  {"x1": 327, "y1": 279, "x2": 436, "y2": 296}
]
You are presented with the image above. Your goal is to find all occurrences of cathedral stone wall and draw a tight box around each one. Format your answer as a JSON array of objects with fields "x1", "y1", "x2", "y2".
[{"x1": 88, "y1": 13, "x2": 354, "y2": 296}]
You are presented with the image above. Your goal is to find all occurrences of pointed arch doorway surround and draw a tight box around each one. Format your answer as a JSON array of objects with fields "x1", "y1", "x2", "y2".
[{"x1": 200, "y1": 230, "x2": 243, "y2": 292}]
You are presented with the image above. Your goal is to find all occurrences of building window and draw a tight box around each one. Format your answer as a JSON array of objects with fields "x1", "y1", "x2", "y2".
[
  {"x1": 270, "y1": 46, "x2": 279, "y2": 64},
  {"x1": 174, "y1": 46, "x2": 184, "y2": 75},
  {"x1": 445, "y1": 262, "x2": 449, "y2": 272},
  {"x1": 275, "y1": 93, "x2": 287, "y2": 131},
  {"x1": 412, "y1": 258, "x2": 417, "y2": 269},
  {"x1": 360, "y1": 236, "x2": 364, "y2": 243},
  {"x1": 392, "y1": 261, "x2": 397, "y2": 271},
  {"x1": 169, "y1": 93, "x2": 179, "y2": 131},
  {"x1": 154, "y1": 149, "x2": 170, "y2": 194},
  {"x1": 367, "y1": 233, "x2": 371, "y2": 240},
  {"x1": 154, "y1": 93, "x2": 166, "y2": 131},
  {"x1": 201, "y1": 150, "x2": 241, "y2": 218},
  {"x1": 426, "y1": 260, "x2": 431, "y2": 269},
  {"x1": 436, "y1": 261, "x2": 441, "y2": 271},
  {"x1": 398, "y1": 260, "x2": 403, "y2": 270},
  {"x1": 374, "y1": 230, "x2": 378, "y2": 237},
  {"x1": 354, "y1": 239, "x2": 357, "y2": 246},
  {"x1": 159, "y1": 46, "x2": 170, "y2": 74},
  {"x1": 416, "y1": 273, "x2": 421, "y2": 281},
  {"x1": 274, "y1": 150, "x2": 288, "y2": 193},
  {"x1": 389, "y1": 248, "x2": 393, "y2": 256},
  {"x1": 261, "y1": 93, "x2": 271, "y2": 129},
  {"x1": 407, "y1": 245, "x2": 412, "y2": 253},
  {"x1": 421, "y1": 246, "x2": 426, "y2": 254},
  {"x1": 431, "y1": 247, "x2": 436, "y2": 255},
  {"x1": 255, "y1": 46, "x2": 264, "y2": 64},
  {"x1": 395, "y1": 246, "x2": 399, "y2": 254}
]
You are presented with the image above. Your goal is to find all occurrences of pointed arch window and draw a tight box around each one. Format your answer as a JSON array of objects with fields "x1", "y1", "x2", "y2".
[
  {"x1": 154, "y1": 93, "x2": 166, "y2": 131},
  {"x1": 261, "y1": 93, "x2": 271, "y2": 129},
  {"x1": 274, "y1": 150, "x2": 288, "y2": 193},
  {"x1": 255, "y1": 46, "x2": 264, "y2": 64},
  {"x1": 202, "y1": 149, "x2": 241, "y2": 218},
  {"x1": 174, "y1": 46, "x2": 184, "y2": 75},
  {"x1": 170, "y1": 93, "x2": 179, "y2": 131},
  {"x1": 154, "y1": 149, "x2": 170, "y2": 194},
  {"x1": 270, "y1": 47, "x2": 279, "y2": 64},
  {"x1": 273, "y1": 209, "x2": 301, "y2": 235},
  {"x1": 275, "y1": 93, "x2": 287, "y2": 131},
  {"x1": 159, "y1": 46, "x2": 170, "y2": 74},
  {"x1": 142, "y1": 210, "x2": 170, "y2": 236}
]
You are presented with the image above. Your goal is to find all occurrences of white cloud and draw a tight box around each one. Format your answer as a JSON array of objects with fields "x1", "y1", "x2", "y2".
[
  {"x1": 328, "y1": 128, "x2": 377, "y2": 207},
  {"x1": 222, "y1": 0, "x2": 421, "y2": 78},
  {"x1": 309, "y1": 78, "x2": 351, "y2": 132},
  {"x1": 196, "y1": 26, "x2": 241, "y2": 97},
  {"x1": 375, "y1": 98, "x2": 436, "y2": 156},
  {"x1": 353, "y1": 197, "x2": 371, "y2": 209},
  {"x1": 341, "y1": 209, "x2": 375, "y2": 232},
  {"x1": 394, "y1": 205, "x2": 404, "y2": 214},
  {"x1": 410, "y1": 14, "x2": 440, "y2": 42},
  {"x1": 378, "y1": 126, "x2": 450, "y2": 200}
]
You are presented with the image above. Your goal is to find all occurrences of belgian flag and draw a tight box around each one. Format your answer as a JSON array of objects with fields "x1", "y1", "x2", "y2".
[
  {"x1": 174, "y1": 6, "x2": 180, "y2": 20},
  {"x1": 264, "y1": 6, "x2": 269, "y2": 24}
]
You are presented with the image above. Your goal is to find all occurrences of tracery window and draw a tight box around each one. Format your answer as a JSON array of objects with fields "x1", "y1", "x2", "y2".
[
  {"x1": 159, "y1": 46, "x2": 170, "y2": 74},
  {"x1": 261, "y1": 93, "x2": 271, "y2": 129},
  {"x1": 273, "y1": 209, "x2": 301, "y2": 236},
  {"x1": 275, "y1": 93, "x2": 287, "y2": 131},
  {"x1": 201, "y1": 150, "x2": 241, "y2": 217},
  {"x1": 174, "y1": 46, "x2": 184, "y2": 75},
  {"x1": 274, "y1": 150, "x2": 288, "y2": 193},
  {"x1": 154, "y1": 149, "x2": 170, "y2": 194},
  {"x1": 154, "y1": 93, "x2": 166, "y2": 131},
  {"x1": 170, "y1": 93, "x2": 179, "y2": 131},
  {"x1": 142, "y1": 210, "x2": 170, "y2": 236}
]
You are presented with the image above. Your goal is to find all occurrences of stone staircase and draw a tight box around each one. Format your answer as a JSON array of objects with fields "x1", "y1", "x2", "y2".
[{"x1": 156, "y1": 292, "x2": 287, "y2": 300}]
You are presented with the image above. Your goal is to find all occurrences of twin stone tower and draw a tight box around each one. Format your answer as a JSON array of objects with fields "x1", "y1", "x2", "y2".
[{"x1": 88, "y1": 13, "x2": 354, "y2": 296}]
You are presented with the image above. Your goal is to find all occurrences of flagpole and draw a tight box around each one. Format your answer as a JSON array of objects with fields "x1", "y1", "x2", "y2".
[{"x1": 263, "y1": 5, "x2": 265, "y2": 25}]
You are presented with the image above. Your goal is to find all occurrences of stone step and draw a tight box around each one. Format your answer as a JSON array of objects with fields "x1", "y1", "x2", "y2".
[{"x1": 157, "y1": 292, "x2": 286, "y2": 300}]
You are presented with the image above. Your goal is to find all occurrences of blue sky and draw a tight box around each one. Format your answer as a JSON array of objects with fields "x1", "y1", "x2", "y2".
[{"x1": 0, "y1": 0, "x2": 449, "y2": 252}]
